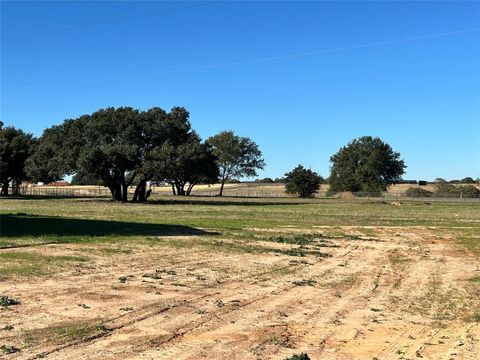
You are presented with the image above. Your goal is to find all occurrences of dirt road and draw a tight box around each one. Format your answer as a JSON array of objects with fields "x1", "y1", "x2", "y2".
[{"x1": 1, "y1": 226, "x2": 479, "y2": 359}]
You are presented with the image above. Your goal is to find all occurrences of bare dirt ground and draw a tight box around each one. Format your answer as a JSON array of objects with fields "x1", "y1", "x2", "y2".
[{"x1": 1, "y1": 226, "x2": 479, "y2": 360}]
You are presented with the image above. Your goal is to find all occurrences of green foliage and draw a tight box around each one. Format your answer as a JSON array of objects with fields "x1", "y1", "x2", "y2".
[
  {"x1": 207, "y1": 130, "x2": 265, "y2": 195},
  {"x1": 284, "y1": 165, "x2": 323, "y2": 198},
  {"x1": 25, "y1": 106, "x2": 219, "y2": 202},
  {"x1": 146, "y1": 132, "x2": 218, "y2": 196},
  {"x1": 329, "y1": 136, "x2": 406, "y2": 192},
  {"x1": 71, "y1": 170, "x2": 103, "y2": 186},
  {"x1": 268, "y1": 233, "x2": 317, "y2": 245},
  {"x1": 0, "y1": 126, "x2": 35, "y2": 195},
  {"x1": 26, "y1": 117, "x2": 87, "y2": 183},
  {"x1": 405, "y1": 187, "x2": 433, "y2": 198}
]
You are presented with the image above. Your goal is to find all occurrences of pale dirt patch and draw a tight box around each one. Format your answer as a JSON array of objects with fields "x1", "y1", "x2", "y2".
[{"x1": 0, "y1": 228, "x2": 479, "y2": 360}]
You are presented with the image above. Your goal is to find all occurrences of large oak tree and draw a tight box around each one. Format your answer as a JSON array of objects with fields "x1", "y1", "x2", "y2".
[
  {"x1": 329, "y1": 136, "x2": 406, "y2": 193},
  {"x1": 27, "y1": 106, "x2": 219, "y2": 202}
]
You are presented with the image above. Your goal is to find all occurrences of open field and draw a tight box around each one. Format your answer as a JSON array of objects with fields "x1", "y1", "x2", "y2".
[{"x1": 0, "y1": 197, "x2": 479, "y2": 359}]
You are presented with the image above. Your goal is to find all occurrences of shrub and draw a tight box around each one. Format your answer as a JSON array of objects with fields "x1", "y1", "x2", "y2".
[
  {"x1": 405, "y1": 187, "x2": 433, "y2": 198},
  {"x1": 284, "y1": 165, "x2": 323, "y2": 198}
]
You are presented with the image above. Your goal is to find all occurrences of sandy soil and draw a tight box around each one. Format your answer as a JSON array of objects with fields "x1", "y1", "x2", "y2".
[{"x1": 1, "y1": 227, "x2": 479, "y2": 359}]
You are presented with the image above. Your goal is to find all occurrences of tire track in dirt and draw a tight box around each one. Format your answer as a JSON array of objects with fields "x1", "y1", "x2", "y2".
[
  {"x1": 25, "y1": 255, "x2": 325, "y2": 359},
  {"x1": 132, "y1": 247, "x2": 385, "y2": 359}
]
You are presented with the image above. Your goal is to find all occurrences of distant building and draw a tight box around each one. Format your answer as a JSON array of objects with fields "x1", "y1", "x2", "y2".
[{"x1": 47, "y1": 181, "x2": 70, "y2": 186}]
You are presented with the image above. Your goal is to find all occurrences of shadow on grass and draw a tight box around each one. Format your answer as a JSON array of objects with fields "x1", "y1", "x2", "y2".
[
  {"x1": 148, "y1": 197, "x2": 310, "y2": 206},
  {"x1": 1, "y1": 195, "x2": 110, "y2": 200},
  {"x1": 0, "y1": 213, "x2": 210, "y2": 237}
]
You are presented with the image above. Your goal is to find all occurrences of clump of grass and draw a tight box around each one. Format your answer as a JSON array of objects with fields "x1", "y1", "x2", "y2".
[
  {"x1": 269, "y1": 234, "x2": 319, "y2": 245},
  {"x1": 472, "y1": 312, "x2": 480, "y2": 322},
  {"x1": 0, "y1": 296, "x2": 20, "y2": 307},
  {"x1": 118, "y1": 276, "x2": 127, "y2": 283},
  {"x1": 275, "y1": 247, "x2": 330, "y2": 258},
  {"x1": 23, "y1": 322, "x2": 109, "y2": 346},
  {"x1": 292, "y1": 279, "x2": 317, "y2": 286},
  {"x1": 1, "y1": 344, "x2": 20, "y2": 355},
  {"x1": 2, "y1": 325, "x2": 14, "y2": 331},
  {"x1": 388, "y1": 253, "x2": 411, "y2": 265},
  {"x1": 142, "y1": 270, "x2": 162, "y2": 280},
  {"x1": 467, "y1": 276, "x2": 480, "y2": 282},
  {"x1": 408, "y1": 276, "x2": 467, "y2": 320},
  {"x1": 285, "y1": 353, "x2": 310, "y2": 360}
]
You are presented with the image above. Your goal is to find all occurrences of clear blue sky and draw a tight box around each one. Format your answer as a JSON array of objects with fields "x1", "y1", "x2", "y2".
[{"x1": 1, "y1": 1, "x2": 479, "y2": 181}]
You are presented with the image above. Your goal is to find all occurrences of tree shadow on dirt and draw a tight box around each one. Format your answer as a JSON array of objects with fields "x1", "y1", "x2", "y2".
[{"x1": 0, "y1": 213, "x2": 211, "y2": 237}]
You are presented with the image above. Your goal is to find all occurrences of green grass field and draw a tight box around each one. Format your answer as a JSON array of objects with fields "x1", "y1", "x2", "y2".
[{"x1": 1, "y1": 196, "x2": 479, "y2": 253}]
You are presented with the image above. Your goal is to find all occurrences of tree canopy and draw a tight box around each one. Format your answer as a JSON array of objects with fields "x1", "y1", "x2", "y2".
[
  {"x1": 28, "y1": 106, "x2": 219, "y2": 202},
  {"x1": 284, "y1": 165, "x2": 323, "y2": 198},
  {"x1": 207, "y1": 130, "x2": 265, "y2": 196},
  {"x1": 0, "y1": 126, "x2": 35, "y2": 195},
  {"x1": 329, "y1": 136, "x2": 406, "y2": 193}
]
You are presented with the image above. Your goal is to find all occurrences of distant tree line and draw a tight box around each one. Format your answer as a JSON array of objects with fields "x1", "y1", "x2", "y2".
[{"x1": 2, "y1": 110, "x2": 478, "y2": 200}]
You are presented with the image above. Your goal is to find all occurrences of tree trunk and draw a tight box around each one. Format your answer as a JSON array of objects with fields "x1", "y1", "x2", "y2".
[
  {"x1": 110, "y1": 182, "x2": 122, "y2": 201},
  {"x1": 0, "y1": 182, "x2": 9, "y2": 196},
  {"x1": 186, "y1": 183, "x2": 195, "y2": 196},
  {"x1": 133, "y1": 179, "x2": 148, "y2": 202},
  {"x1": 175, "y1": 182, "x2": 185, "y2": 196},
  {"x1": 121, "y1": 182, "x2": 128, "y2": 202},
  {"x1": 145, "y1": 186, "x2": 152, "y2": 201},
  {"x1": 219, "y1": 180, "x2": 225, "y2": 197}
]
